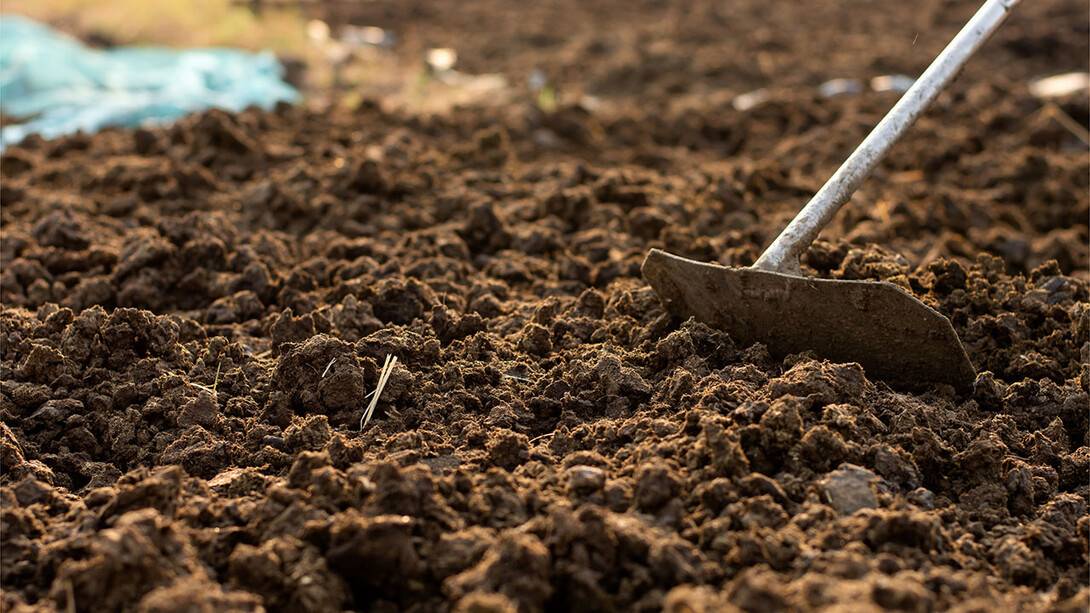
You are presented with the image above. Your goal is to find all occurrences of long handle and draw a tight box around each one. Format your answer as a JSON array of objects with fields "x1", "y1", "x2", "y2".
[{"x1": 752, "y1": 0, "x2": 1021, "y2": 274}]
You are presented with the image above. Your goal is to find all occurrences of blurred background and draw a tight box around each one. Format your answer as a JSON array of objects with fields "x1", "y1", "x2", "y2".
[{"x1": 5, "y1": 0, "x2": 1087, "y2": 112}]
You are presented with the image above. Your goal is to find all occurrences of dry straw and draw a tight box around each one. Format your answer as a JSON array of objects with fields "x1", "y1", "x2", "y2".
[{"x1": 360, "y1": 354, "x2": 397, "y2": 429}]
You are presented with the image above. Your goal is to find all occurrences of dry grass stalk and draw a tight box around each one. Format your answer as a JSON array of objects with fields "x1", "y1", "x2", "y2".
[{"x1": 360, "y1": 354, "x2": 397, "y2": 430}]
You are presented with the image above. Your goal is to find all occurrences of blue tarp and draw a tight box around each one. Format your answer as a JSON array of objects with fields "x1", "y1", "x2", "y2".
[{"x1": 0, "y1": 15, "x2": 301, "y2": 151}]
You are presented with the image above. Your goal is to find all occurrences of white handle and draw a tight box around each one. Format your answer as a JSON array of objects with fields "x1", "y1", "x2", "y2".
[{"x1": 752, "y1": 0, "x2": 1021, "y2": 274}]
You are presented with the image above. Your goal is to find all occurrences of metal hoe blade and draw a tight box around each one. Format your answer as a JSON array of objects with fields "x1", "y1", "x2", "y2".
[
  {"x1": 642, "y1": 250, "x2": 976, "y2": 391},
  {"x1": 642, "y1": 0, "x2": 1020, "y2": 390}
]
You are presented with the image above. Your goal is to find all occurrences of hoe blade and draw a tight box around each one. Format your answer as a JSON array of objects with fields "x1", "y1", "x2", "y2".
[{"x1": 642, "y1": 249, "x2": 976, "y2": 391}]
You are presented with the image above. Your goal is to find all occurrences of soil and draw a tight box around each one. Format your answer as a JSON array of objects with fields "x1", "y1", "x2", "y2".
[{"x1": 1, "y1": 0, "x2": 1088, "y2": 612}]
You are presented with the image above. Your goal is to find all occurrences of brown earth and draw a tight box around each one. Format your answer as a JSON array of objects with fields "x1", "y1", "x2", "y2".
[{"x1": 1, "y1": 0, "x2": 1089, "y2": 611}]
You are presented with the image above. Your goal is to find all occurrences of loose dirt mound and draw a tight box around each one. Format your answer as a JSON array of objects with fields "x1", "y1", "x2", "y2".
[{"x1": 1, "y1": 0, "x2": 1088, "y2": 611}]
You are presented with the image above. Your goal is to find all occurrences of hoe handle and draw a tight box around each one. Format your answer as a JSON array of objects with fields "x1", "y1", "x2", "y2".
[{"x1": 752, "y1": 0, "x2": 1021, "y2": 274}]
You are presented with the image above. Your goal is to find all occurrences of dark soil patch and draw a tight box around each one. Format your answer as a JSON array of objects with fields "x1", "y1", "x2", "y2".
[{"x1": 2, "y1": 1, "x2": 1088, "y2": 611}]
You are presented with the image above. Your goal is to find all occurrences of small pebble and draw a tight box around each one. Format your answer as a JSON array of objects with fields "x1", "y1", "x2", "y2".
[
  {"x1": 567, "y1": 465, "x2": 606, "y2": 493},
  {"x1": 818, "y1": 464, "x2": 880, "y2": 516}
]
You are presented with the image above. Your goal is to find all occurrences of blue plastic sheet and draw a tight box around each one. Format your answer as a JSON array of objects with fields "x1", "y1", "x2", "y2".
[{"x1": 0, "y1": 15, "x2": 301, "y2": 151}]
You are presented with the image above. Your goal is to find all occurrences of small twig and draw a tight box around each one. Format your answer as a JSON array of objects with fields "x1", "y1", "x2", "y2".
[
  {"x1": 360, "y1": 355, "x2": 398, "y2": 430},
  {"x1": 322, "y1": 357, "x2": 338, "y2": 378},
  {"x1": 1039, "y1": 102, "x2": 1090, "y2": 147},
  {"x1": 212, "y1": 361, "x2": 222, "y2": 393},
  {"x1": 529, "y1": 432, "x2": 556, "y2": 444}
]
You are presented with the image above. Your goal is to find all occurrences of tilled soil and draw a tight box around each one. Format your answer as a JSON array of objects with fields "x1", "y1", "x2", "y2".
[{"x1": 1, "y1": 0, "x2": 1088, "y2": 612}]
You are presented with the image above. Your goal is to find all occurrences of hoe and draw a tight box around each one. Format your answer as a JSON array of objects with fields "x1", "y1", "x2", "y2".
[{"x1": 642, "y1": 0, "x2": 1021, "y2": 391}]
